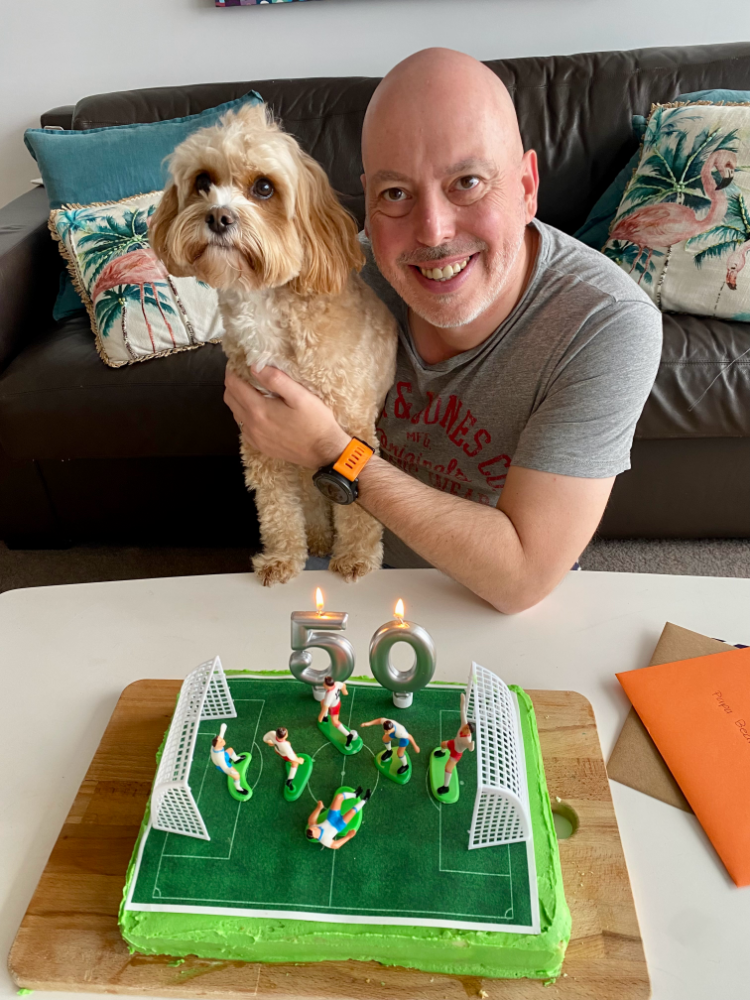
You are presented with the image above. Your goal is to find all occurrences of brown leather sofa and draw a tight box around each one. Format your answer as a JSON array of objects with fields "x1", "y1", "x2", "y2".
[{"x1": 1, "y1": 41, "x2": 749, "y2": 548}]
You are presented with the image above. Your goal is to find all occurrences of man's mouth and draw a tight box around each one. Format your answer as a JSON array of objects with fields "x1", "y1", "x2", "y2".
[
  {"x1": 417, "y1": 256, "x2": 472, "y2": 281},
  {"x1": 409, "y1": 252, "x2": 478, "y2": 291}
]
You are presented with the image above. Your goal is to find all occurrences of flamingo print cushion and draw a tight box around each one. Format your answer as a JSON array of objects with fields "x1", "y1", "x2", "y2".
[
  {"x1": 602, "y1": 101, "x2": 750, "y2": 321},
  {"x1": 50, "y1": 191, "x2": 223, "y2": 367}
]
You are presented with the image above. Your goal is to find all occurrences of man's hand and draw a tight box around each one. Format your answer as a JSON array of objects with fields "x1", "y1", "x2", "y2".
[{"x1": 224, "y1": 366, "x2": 350, "y2": 469}]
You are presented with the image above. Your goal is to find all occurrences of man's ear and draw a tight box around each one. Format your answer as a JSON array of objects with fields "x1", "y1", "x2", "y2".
[
  {"x1": 290, "y1": 150, "x2": 365, "y2": 297},
  {"x1": 521, "y1": 148, "x2": 539, "y2": 224},
  {"x1": 149, "y1": 184, "x2": 192, "y2": 276}
]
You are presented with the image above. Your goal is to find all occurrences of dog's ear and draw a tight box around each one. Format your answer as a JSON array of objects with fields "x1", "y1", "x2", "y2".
[
  {"x1": 149, "y1": 184, "x2": 192, "y2": 277},
  {"x1": 290, "y1": 150, "x2": 364, "y2": 297}
]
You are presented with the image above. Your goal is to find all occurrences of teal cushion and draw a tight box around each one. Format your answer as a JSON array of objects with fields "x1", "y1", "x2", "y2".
[
  {"x1": 574, "y1": 91, "x2": 750, "y2": 249},
  {"x1": 574, "y1": 117, "x2": 646, "y2": 249},
  {"x1": 676, "y1": 89, "x2": 750, "y2": 104},
  {"x1": 29, "y1": 89, "x2": 262, "y2": 320},
  {"x1": 25, "y1": 90, "x2": 262, "y2": 210},
  {"x1": 53, "y1": 271, "x2": 86, "y2": 321}
]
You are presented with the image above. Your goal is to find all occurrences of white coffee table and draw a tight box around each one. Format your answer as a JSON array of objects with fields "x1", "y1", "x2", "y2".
[{"x1": 1, "y1": 567, "x2": 748, "y2": 1000}]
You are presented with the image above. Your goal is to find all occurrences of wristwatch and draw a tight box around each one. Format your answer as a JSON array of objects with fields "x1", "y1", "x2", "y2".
[{"x1": 312, "y1": 437, "x2": 375, "y2": 505}]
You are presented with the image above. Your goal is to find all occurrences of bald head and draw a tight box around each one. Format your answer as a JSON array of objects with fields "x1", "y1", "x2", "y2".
[
  {"x1": 360, "y1": 48, "x2": 538, "y2": 339},
  {"x1": 362, "y1": 48, "x2": 523, "y2": 173}
]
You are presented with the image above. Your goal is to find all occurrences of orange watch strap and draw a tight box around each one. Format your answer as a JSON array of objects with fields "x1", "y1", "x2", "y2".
[{"x1": 332, "y1": 438, "x2": 374, "y2": 481}]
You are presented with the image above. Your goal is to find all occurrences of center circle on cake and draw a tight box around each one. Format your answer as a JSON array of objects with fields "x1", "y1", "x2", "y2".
[{"x1": 307, "y1": 738, "x2": 378, "y2": 804}]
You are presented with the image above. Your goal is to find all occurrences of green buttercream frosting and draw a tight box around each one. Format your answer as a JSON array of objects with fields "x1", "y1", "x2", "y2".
[{"x1": 119, "y1": 677, "x2": 570, "y2": 979}]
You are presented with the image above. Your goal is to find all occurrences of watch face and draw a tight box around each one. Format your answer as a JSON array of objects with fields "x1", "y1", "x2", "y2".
[{"x1": 314, "y1": 472, "x2": 355, "y2": 505}]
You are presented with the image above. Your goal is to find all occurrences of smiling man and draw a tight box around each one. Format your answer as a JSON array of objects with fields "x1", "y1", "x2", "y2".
[{"x1": 224, "y1": 48, "x2": 662, "y2": 613}]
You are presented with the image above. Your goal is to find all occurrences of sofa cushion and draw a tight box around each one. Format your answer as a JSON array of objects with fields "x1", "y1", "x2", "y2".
[
  {"x1": 602, "y1": 102, "x2": 750, "y2": 316},
  {"x1": 51, "y1": 191, "x2": 224, "y2": 367},
  {"x1": 0, "y1": 315, "x2": 238, "y2": 461},
  {"x1": 637, "y1": 312, "x2": 750, "y2": 439},
  {"x1": 25, "y1": 90, "x2": 262, "y2": 210}
]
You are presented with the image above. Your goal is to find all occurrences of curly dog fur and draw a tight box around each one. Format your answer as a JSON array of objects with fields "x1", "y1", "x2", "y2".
[{"x1": 150, "y1": 103, "x2": 397, "y2": 585}]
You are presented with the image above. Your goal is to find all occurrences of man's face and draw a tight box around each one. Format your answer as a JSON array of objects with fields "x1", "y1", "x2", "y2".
[
  {"x1": 214, "y1": 736, "x2": 226, "y2": 750},
  {"x1": 363, "y1": 97, "x2": 537, "y2": 330}
]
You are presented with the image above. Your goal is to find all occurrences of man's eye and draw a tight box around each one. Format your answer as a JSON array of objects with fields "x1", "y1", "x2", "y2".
[
  {"x1": 194, "y1": 172, "x2": 212, "y2": 194},
  {"x1": 382, "y1": 187, "x2": 407, "y2": 202},
  {"x1": 251, "y1": 177, "x2": 274, "y2": 200},
  {"x1": 456, "y1": 176, "x2": 480, "y2": 191}
]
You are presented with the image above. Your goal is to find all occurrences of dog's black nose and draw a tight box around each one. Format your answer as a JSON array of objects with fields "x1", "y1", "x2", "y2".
[{"x1": 206, "y1": 207, "x2": 237, "y2": 235}]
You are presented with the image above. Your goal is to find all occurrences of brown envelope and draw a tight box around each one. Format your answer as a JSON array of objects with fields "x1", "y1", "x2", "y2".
[{"x1": 607, "y1": 622, "x2": 734, "y2": 811}]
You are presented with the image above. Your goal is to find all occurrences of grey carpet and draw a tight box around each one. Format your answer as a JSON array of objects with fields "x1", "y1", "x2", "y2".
[{"x1": 0, "y1": 537, "x2": 748, "y2": 594}]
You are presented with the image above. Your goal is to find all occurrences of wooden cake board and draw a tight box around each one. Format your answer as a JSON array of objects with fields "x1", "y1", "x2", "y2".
[{"x1": 8, "y1": 680, "x2": 650, "y2": 999}]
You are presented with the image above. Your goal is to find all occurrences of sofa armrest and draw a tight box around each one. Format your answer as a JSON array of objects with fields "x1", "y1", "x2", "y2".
[
  {"x1": 0, "y1": 187, "x2": 62, "y2": 372},
  {"x1": 41, "y1": 106, "x2": 74, "y2": 130}
]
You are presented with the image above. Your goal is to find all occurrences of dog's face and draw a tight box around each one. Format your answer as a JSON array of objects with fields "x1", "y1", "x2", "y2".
[{"x1": 150, "y1": 103, "x2": 363, "y2": 295}]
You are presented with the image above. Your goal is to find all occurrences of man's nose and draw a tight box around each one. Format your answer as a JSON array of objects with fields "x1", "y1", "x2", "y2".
[
  {"x1": 206, "y1": 206, "x2": 238, "y2": 235},
  {"x1": 412, "y1": 189, "x2": 456, "y2": 247}
]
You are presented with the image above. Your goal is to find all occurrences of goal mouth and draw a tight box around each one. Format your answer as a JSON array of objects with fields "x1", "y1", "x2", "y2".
[
  {"x1": 151, "y1": 656, "x2": 237, "y2": 841},
  {"x1": 465, "y1": 662, "x2": 532, "y2": 850}
]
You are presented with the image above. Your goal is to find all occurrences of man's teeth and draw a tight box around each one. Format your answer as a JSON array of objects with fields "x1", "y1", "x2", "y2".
[{"x1": 419, "y1": 257, "x2": 470, "y2": 281}]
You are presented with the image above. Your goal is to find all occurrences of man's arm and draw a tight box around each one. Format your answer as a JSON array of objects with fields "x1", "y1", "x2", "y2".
[
  {"x1": 223, "y1": 366, "x2": 613, "y2": 614},
  {"x1": 355, "y1": 457, "x2": 613, "y2": 614}
]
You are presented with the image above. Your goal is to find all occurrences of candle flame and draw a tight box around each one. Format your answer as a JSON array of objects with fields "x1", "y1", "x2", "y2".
[
  {"x1": 315, "y1": 587, "x2": 325, "y2": 613},
  {"x1": 394, "y1": 598, "x2": 405, "y2": 621}
]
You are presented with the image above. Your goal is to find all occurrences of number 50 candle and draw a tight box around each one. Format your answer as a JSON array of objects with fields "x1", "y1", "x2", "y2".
[
  {"x1": 369, "y1": 599, "x2": 436, "y2": 708},
  {"x1": 290, "y1": 588, "x2": 355, "y2": 700}
]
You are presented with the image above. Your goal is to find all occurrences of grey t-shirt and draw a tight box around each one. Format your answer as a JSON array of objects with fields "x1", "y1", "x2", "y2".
[{"x1": 360, "y1": 220, "x2": 663, "y2": 568}]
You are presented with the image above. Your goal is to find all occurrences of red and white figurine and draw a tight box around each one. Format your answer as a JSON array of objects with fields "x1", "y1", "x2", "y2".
[
  {"x1": 434, "y1": 693, "x2": 475, "y2": 794},
  {"x1": 317, "y1": 675, "x2": 358, "y2": 747},
  {"x1": 263, "y1": 726, "x2": 304, "y2": 790}
]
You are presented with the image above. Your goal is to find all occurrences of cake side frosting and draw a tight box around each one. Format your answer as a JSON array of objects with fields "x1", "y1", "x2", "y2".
[{"x1": 119, "y1": 683, "x2": 570, "y2": 979}]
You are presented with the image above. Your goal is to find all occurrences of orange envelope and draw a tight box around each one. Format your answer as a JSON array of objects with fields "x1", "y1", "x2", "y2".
[{"x1": 616, "y1": 646, "x2": 750, "y2": 887}]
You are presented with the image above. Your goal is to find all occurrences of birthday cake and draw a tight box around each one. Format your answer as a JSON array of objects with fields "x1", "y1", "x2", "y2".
[{"x1": 119, "y1": 666, "x2": 570, "y2": 980}]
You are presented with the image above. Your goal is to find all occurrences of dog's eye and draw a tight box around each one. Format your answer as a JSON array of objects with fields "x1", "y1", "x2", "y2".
[
  {"x1": 194, "y1": 172, "x2": 212, "y2": 195},
  {"x1": 251, "y1": 177, "x2": 274, "y2": 200}
]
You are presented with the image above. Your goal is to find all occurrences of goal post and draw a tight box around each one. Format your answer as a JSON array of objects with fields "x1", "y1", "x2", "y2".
[
  {"x1": 465, "y1": 662, "x2": 532, "y2": 850},
  {"x1": 150, "y1": 656, "x2": 237, "y2": 841}
]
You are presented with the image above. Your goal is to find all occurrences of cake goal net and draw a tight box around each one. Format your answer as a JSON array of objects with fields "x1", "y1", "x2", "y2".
[
  {"x1": 465, "y1": 662, "x2": 532, "y2": 850},
  {"x1": 151, "y1": 656, "x2": 236, "y2": 841}
]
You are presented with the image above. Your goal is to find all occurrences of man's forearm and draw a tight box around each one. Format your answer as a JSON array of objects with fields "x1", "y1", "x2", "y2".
[{"x1": 356, "y1": 456, "x2": 533, "y2": 613}]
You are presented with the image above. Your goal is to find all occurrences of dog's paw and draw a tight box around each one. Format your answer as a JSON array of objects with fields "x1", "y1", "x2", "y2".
[
  {"x1": 252, "y1": 552, "x2": 305, "y2": 586},
  {"x1": 329, "y1": 552, "x2": 380, "y2": 583}
]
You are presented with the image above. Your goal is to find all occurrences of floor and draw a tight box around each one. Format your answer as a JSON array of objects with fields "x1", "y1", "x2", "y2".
[{"x1": 0, "y1": 537, "x2": 748, "y2": 594}]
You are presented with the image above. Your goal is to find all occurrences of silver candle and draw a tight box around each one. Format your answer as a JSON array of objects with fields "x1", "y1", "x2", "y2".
[
  {"x1": 290, "y1": 588, "x2": 355, "y2": 700},
  {"x1": 369, "y1": 599, "x2": 436, "y2": 708}
]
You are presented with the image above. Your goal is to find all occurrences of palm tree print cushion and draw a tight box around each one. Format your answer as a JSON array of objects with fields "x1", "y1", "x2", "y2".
[
  {"x1": 51, "y1": 191, "x2": 223, "y2": 366},
  {"x1": 602, "y1": 101, "x2": 750, "y2": 322}
]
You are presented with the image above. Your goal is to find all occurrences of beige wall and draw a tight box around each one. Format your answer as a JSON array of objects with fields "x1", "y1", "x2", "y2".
[{"x1": 1, "y1": 0, "x2": 749, "y2": 208}]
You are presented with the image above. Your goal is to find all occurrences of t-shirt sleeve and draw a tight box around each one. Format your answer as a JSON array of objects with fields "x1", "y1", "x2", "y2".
[{"x1": 511, "y1": 301, "x2": 662, "y2": 478}]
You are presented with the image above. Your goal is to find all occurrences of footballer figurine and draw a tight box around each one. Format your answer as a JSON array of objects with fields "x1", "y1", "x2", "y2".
[
  {"x1": 210, "y1": 724, "x2": 252, "y2": 800},
  {"x1": 306, "y1": 786, "x2": 372, "y2": 849},
  {"x1": 361, "y1": 717, "x2": 420, "y2": 782},
  {"x1": 264, "y1": 726, "x2": 313, "y2": 801},
  {"x1": 317, "y1": 675, "x2": 362, "y2": 755},
  {"x1": 430, "y1": 692, "x2": 475, "y2": 802}
]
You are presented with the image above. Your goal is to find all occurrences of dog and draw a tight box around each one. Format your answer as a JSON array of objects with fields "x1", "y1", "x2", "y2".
[{"x1": 149, "y1": 103, "x2": 397, "y2": 585}]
